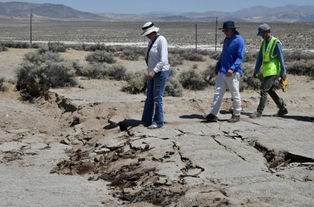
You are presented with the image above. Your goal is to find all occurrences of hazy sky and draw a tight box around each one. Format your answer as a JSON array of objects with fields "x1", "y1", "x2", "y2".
[{"x1": 1, "y1": 0, "x2": 314, "y2": 13}]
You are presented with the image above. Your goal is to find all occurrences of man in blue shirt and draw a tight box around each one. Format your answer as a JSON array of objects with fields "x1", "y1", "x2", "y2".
[
  {"x1": 206, "y1": 21, "x2": 245, "y2": 123},
  {"x1": 250, "y1": 23, "x2": 288, "y2": 118}
]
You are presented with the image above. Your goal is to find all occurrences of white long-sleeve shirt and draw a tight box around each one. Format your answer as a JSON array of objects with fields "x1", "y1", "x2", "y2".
[{"x1": 146, "y1": 34, "x2": 170, "y2": 73}]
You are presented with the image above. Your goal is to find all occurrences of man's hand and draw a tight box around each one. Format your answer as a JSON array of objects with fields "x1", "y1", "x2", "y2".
[
  {"x1": 226, "y1": 69, "x2": 233, "y2": 77},
  {"x1": 253, "y1": 72, "x2": 258, "y2": 78},
  {"x1": 147, "y1": 71, "x2": 155, "y2": 80}
]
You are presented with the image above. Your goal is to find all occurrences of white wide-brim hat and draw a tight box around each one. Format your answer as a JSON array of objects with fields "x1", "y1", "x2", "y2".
[{"x1": 140, "y1": 22, "x2": 159, "y2": 36}]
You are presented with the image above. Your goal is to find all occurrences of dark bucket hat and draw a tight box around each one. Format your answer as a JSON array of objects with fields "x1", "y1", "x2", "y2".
[{"x1": 219, "y1": 21, "x2": 238, "y2": 30}]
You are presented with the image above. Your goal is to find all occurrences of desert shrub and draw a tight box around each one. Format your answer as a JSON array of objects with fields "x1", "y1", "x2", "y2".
[
  {"x1": 242, "y1": 76, "x2": 261, "y2": 90},
  {"x1": 244, "y1": 51, "x2": 258, "y2": 62},
  {"x1": 0, "y1": 41, "x2": 31, "y2": 48},
  {"x1": 104, "y1": 64, "x2": 127, "y2": 80},
  {"x1": 169, "y1": 68, "x2": 178, "y2": 78},
  {"x1": 31, "y1": 43, "x2": 41, "y2": 49},
  {"x1": 169, "y1": 48, "x2": 186, "y2": 56},
  {"x1": 120, "y1": 48, "x2": 140, "y2": 61},
  {"x1": 70, "y1": 43, "x2": 122, "y2": 53},
  {"x1": 169, "y1": 54, "x2": 184, "y2": 66},
  {"x1": 197, "y1": 49, "x2": 209, "y2": 56},
  {"x1": 202, "y1": 65, "x2": 216, "y2": 86},
  {"x1": 122, "y1": 71, "x2": 147, "y2": 94},
  {"x1": 240, "y1": 63, "x2": 260, "y2": 90},
  {"x1": 86, "y1": 50, "x2": 116, "y2": 64},
  {"x1": 16, "y1": 50, "x2": 77, "y2": 98},
  {"x1": 209, "y1": 51, "x2": 221, "y2": 60},
  {"x1": 284, "y1": 50, "x2": 314, "y2": 61},
  {"x1": 183, "y1": 50, "x2": 204, "y2": 61},
  {"x1": 179, "y1": 69, "x2": 207, "y2": 90},
  {"x1": 165, "y1": 78, "x2": 183, "y2": 97},
  {"x1": 48, "y1": 42, "x2": 66, "y2": 52},
  {"x1": 287, "y1": 60, "x2": 314, "y2": 77},
  {"x1": 170, "y1": 49, "x2": 205, "y2": 62},
  {"x1": 0, "y1": 77, "x2": 6, "y2": 91},
  {"x1": 24, "y1": 49, "x2": 63, "y2": 64},
  {"x1": 128, "y1": 47, "x2": 145, "y2": 56},
  {"x1": 0, "y1": 44, "x2": 8, "y2": 52},
  {"x1": 78, "y1": 63, "x2": 107, "y2": 79}
]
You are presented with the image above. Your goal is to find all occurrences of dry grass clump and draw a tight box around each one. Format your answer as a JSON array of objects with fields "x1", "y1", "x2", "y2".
[
  {"x1": 86, "y1": 50, "x2": 116, "y2": 64},
  {"x1": 16, "y1": 50, "x2": 77, "y2": 98}
]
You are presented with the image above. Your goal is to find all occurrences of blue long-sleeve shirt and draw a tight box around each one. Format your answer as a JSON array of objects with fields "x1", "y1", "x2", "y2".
[
  {"x1": 254, "y1": 37, "x2": 286, "y2": 76},
  {"x1": 216, "y1": 33, "x2": 245, "y2": 75}
]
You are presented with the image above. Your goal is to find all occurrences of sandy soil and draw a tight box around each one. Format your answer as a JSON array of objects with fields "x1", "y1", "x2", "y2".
[{"x1": 0, "y1": 49, "x2": 313, "y2": 207}]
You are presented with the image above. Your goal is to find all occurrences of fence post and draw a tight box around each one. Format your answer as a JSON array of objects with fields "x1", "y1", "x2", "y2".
[
  {"x1": 195, "y1": 24, "x2": 198, "y2": 52},
  {"x1": 30, "y1": 10, "x2": 33, "y2": 45},
  {"x1": 215, "y1": 17, "x2": 218, "y2": 51}
]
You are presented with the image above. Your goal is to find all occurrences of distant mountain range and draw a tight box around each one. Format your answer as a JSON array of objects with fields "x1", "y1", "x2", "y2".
[
  {"x1": 1, "y1": 2, "x2": 314, "y2": 22},
  {"x1": 0, "y1": 2, "x2": 103, "y2": 19}
]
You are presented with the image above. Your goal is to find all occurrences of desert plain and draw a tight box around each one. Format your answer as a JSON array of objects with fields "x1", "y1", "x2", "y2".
[{"x1": 0, "y1": 19, "x2": 313, "y2": 207}]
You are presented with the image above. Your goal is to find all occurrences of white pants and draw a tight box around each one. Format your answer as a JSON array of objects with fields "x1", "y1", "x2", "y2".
[{"x1": 210, "y1": 72, "x2": 242, "y2": 116}]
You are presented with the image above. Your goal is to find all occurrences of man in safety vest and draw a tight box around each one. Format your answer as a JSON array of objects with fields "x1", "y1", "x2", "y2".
[{"x1": 250, "y1": 23, "x2": 288, "y2": 118}]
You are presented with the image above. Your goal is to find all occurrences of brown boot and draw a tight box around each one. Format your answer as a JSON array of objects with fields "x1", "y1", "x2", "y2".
[{"x1": 228, "y1": 115, "x2": 240, "y2": 123}]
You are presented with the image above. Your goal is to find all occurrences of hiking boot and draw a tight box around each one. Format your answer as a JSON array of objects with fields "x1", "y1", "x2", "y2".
[
  {"x1": 277, "y1": 108, "x2": 288, "y2": 116},
  {"x1": 228, "y1": 115, "x2": 240, "y2": 123},
  {"x1": 205, "y1": 113, "x2": 218, "y2": 122},
  {"x1": 250, "y1": 112, "x2": 262, "y2": 119}
]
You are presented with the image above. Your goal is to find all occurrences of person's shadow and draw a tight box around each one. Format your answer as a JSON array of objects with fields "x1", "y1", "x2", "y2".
[
  {"x1": 179, "y1": 114, "x2": 205, "y2": 120},
  {"x1": 242, "y1": 111, "x2": 314, "y2": 123},
  {"x1": 104, "y1": 119, "x2": 142, "y2": 131},
  {"x1": 262, "y1": 114, "x2": 314, "y2": 123}
]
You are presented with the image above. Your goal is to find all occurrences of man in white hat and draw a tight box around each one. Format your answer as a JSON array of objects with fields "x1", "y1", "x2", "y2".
[
  {"x1": 141, "y1": 22, "x2": 170, "y2": 129},
  {"x1": 250, "y1": 23, "x2": 288, "y2": 118}
]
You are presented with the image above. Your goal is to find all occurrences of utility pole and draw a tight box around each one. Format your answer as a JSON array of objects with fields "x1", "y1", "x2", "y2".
[
  {"x1": 30, "y1": 10, "x2": 33, "y2": 45},
  {"x1": 195, "y1": 24, "x2": 198, "y2": 52},
  {"x1": 215, "y1": 17, "x2": 218, "y2": 51}
]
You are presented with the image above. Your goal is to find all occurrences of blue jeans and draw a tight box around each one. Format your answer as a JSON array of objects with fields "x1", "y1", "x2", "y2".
[{"x1": 142, "y1": 70, "x2": 170, "y2": 126}]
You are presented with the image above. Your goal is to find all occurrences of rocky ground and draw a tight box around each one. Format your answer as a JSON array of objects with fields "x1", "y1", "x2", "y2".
[{"x1": 0, "y1": 49, "x2": 313, "y2": 207}]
